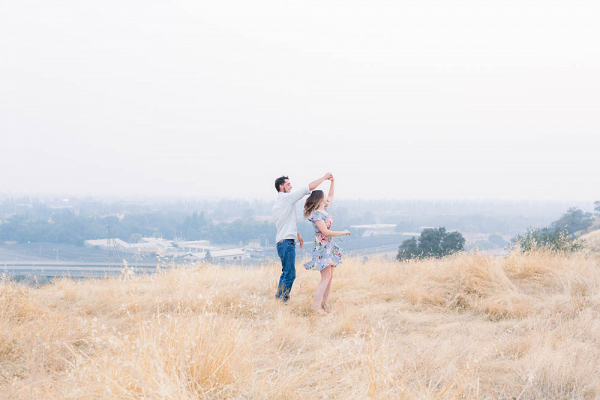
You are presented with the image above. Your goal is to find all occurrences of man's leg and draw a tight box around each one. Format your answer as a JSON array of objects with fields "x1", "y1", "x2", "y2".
[
  {"x1": 276, "y1": 240, "x2": 296, "y2": 302},
  {"x1": 276, "y1": 241, "x2": 286, "y2": 299},
  {"x1": 280, "y1": 241, "x2": 296, "y2": 301}
]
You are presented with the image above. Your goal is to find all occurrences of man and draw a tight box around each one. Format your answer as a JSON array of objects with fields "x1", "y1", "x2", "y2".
[{"x1": 272, "y1": 173, "x2": 332, "y2": 302}]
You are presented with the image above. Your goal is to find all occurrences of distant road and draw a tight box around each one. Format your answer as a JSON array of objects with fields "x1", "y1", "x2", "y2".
[
  {"x1": 1, "y1": 248, "x2": 400, "y2": 278},
  {"x1": 1, "y1": 261, "x2": 160, "y2": 278},
  {"x1": 1, "y1": 261, "x2": 157, "y2": 267}
]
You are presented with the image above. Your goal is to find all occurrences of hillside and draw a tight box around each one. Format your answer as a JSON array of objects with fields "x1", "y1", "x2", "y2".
[
  {"x1": 581, "y1": 229, "x2": 600, "y2": 254},
  {"x1": 2, "y1": 252, "x2": 600, "y2": 398}
]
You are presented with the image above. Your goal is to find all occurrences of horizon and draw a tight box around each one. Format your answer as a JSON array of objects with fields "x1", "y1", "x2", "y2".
[
  {"x1": 0, "y1": 192, "x2": 597, "y2": 205},
  {"x1": 2, "y1": 134, "x2": 600, "y2": 201}
]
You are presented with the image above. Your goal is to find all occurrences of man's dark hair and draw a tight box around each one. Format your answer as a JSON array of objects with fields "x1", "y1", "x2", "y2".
[{"x1": 275, "y1": 176, "x2": 289, "y2": 192}]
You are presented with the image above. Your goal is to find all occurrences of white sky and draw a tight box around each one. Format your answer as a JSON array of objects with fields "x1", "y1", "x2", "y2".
[{"x1": 1, "y1": 0, "x2": 599, "y2": 201}]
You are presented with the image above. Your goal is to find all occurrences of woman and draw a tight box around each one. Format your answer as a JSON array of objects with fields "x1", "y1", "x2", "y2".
[{"x1": 303, "y1": 176, "x2": 351, "y2": 314}]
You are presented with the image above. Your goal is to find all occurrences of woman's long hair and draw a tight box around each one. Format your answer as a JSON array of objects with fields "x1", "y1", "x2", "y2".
[{"x1": 304, "y1": 190, "x2": 324, "y2": 218}]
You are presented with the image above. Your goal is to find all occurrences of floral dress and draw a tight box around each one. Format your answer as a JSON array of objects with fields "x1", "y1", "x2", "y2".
[{"x1": 304, "y1": 207, "x2": 343, "y2": 271}]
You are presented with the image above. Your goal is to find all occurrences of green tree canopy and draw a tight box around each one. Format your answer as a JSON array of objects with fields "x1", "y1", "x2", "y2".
[
  {"x1": 397, "y1": 227, "x2": 465, "y2": 261},
  {"x1": 441, "y1": 231, "x2": 466, "y2": 255},
  {"x1": 397, "y1": 237, "x2": 419, "y2": 260},
  {"x1": 551, "y1": 207, "x2": 593, "y2": 235}
]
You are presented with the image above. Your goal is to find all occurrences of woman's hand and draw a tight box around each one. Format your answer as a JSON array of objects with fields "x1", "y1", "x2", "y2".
[{"x1": 341, "y1": 230, "x2": 351, "y2": 236}]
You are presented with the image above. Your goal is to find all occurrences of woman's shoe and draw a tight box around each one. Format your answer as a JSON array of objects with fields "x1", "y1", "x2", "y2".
[{"x1": 322, "y1": 304, "x2": 331, "y2": 313}]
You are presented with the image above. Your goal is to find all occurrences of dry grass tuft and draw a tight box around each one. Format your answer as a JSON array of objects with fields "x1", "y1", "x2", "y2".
[{"x1": 2, "y1": 251, "x2": 600, "y2": 398}]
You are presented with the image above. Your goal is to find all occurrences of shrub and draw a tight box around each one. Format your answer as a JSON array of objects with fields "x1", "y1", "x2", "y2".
[{"x1": 509, "y1": 226, "x2": 583, "y2": 254}]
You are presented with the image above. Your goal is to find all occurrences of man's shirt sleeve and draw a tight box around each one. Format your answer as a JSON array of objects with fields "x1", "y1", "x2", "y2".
[{"x1": 287, "y1": 185, "x2": 311, "y2": 204}]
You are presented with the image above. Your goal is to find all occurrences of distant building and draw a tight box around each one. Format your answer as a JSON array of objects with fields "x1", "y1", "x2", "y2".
[
  {"x1": 202, "y1": 248, "x2": 246, "y2": 261},
  {"x1": 243, "y1": 247, "x2": 265, "y2": 259},
  {"x1": 350, "y1": 224, "x2": 397, "y2": 238},
  {"x1": 84, "y1": 238, "x2": 131, "y2": 251},
  {"x1": 176, "y1": 240, "x2": 216, "y2": 253},
  {"x1": 129, "y1": 241, "x2": 170, "y2": 254},
  {"x1": 84, "y1": 237, "x2": 246, "y2": 261},
  {"x1": 84, "y1": 238, "x2": 170, "y2": 254},
  {"x1": 177, "y1": 253, "x2": 203, "y2": 262},
  {"x1": 246, "y1": 239, "x2": 262, "y2": 249}
]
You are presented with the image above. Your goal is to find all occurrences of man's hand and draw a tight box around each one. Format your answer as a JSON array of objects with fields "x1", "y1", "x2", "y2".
[
  {"x1": 297, "y1": 233, "x2": 304, "y2": 248},
  {"x1": 309, "y1": 174, "x2": 332, "y2": 191}
]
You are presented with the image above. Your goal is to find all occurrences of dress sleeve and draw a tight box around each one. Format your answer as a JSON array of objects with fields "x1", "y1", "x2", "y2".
[{"x1": 308, "y1": 211, "x2": 326, "y2": 223}]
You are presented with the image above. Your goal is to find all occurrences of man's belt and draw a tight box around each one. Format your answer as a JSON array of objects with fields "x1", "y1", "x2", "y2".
[{"x1": 277, "y1": 239, "x2": 295, "y2": 243}]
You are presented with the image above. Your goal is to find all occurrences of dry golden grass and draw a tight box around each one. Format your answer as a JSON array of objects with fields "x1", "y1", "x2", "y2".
[
  {"x1": 2, "y1": 251, "x2": 600, "y2": 398},
  {"x1": 581, "y1": 229, "x2": 600, "y2": 254}
]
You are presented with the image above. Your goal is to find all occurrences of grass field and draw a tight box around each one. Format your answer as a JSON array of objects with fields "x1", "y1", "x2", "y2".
[{"x1": 2, "y1": 250, "x2": 600, "y2": 398}]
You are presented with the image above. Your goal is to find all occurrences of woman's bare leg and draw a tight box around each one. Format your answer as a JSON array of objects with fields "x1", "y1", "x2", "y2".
[
  {"x1": 322, "y1": 267, "x2": 334, "y2": 308},
  {"x1": 313, "y1": 266, "x2": 332, "y2": 310}
]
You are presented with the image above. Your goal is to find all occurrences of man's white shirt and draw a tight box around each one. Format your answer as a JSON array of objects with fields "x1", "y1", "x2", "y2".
[{"x1": 272, "y1": 186, "x2": 311, "y2": 243}]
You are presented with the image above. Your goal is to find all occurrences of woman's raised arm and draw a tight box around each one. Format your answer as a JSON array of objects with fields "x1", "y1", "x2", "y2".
[{"x1": 326, "y1": 176, "x2": 335, "y2": 206}]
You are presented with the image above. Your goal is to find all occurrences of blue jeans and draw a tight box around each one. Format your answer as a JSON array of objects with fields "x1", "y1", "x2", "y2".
[{"x1": 276, "y1": 239, "x2": 296, "y2": 302}]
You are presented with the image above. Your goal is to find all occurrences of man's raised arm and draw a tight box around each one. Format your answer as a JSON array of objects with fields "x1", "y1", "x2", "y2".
[
  {"x1": 286, "y1": 173, "x2": 332, "y2": 205},
  {"x1": 309, "y1": 173, "x2": 332, "y2": 191}
]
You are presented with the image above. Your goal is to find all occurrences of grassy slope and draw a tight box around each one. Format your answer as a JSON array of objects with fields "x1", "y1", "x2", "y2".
[
  {"x1": 2, "y1": 251, "x2": 600, "y2": 398},
  {"x1": 581, "y1": 229, "x2": 600, "y2": 254}
]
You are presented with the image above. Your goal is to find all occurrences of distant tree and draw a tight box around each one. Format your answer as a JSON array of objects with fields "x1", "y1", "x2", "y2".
[
  {"x1": 361, "y1": 211, "x2": 375, "y2": 225},
  {"x1": 488, "y1": 234, "x2": 508, "y2": 248},
  {"x1": 509, "y1": 227, "x2": 582, "y2": 254},
  {"x1": 441, "y1": 231, "x2": 466, "y2": 255},
  {"x1": 205, "y1": 250, "x2": 212, "y2": 262},
  {"x1": 397, "y1": 227, "x2": 465, "y2": 261},
  {"x1": 129, "y1": 233, "x2": 143, "y2": 243},
  {"x1": 394, "y1": 218, "x2": 416, "y2": 233},
  {"x1": 178, "y1": 211, "x2": 210, "y2": 240},
  {"x1": 469, "y1": 240, "x2": 496, "y2": 250},
  {"x1": 595, "y1": 201, "x2": 600, "y2": 217},
  {"x1": 397, "y1": 237, "x2": 420, "y2": 260},
  {"x1": 551, "y1": 207, "x2": 593, "y2": 235},
  {"x1": 418, "y1": 227, "x2": 448, "y2": 258}
]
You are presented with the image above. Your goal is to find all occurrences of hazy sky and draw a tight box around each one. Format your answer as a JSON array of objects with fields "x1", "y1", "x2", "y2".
[{"x1": 1, "y1": 1, "x2": 599, "y2": 201}]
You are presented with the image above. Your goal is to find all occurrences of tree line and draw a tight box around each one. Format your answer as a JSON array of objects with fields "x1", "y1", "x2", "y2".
[
  {"x1": 2, "y1": 200, "x2": 597, "y2": 251},
  {"x1": 0, "y1": 211, "x2": 275, "y2": 246}
]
